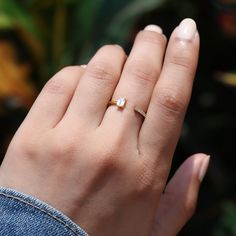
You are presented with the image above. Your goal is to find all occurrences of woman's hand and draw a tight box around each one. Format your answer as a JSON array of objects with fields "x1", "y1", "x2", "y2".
[{"x1": 0, "y1": 19, "x2": 209, "y2": 236}]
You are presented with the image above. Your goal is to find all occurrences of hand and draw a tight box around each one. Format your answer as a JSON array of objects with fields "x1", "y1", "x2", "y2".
[{"x1": 0, "y1": 19, "x2": 209, "y2": 236}]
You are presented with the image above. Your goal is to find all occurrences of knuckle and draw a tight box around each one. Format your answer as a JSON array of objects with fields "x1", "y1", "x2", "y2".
[
  {"x1": 99, "y1": 154, "x2": 117, "y2": 171},
  {"x1": 16, "y1": 137, "x2": 41, "y2": 158},
  {"x1": 168, "y1": 54, "x2": 192, "y2": 72},
  {"x1": 157, "y1": 88, "x2": 186, "y2": 114},
  {"x1": 48, "y1": 137, "x2": 77, "y2": 159},
  {"x1": 86, "y1": 44, "x2": 125, "y2": 83},
  {"x1": 87, "y1": 61, "x2": 116, "y2": 82},
  {"x1": 96, "y1": 148, "x2": 121, "y2": 173},
  {"x1": 43, "y1": 77, "x2": 65, "y2": 94},
  {"x1": 126, "y1": 59, "x2": 157, "y2": 85},
  {"x1": 137, "y1": 30, "x2": 166, "y2": 47},
  {"x1": 43, "y1": 66, "x2": 82, "y2": 94},
  {"x1": 95, "y1": 134, "x2": 126, "y2": 172}
]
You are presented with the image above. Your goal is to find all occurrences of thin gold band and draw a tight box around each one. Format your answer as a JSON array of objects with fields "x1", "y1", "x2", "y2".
[
  {"x1": 134, "y1": 107, "x2": 147, "y2": 118},
  {"x1": 108, "y1": 97, "x2": 146, "y2": 118}
]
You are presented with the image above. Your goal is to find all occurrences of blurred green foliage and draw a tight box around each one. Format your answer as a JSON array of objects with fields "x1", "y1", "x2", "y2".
[
  {"x1": 0, "y1": 0, "x2": 170, "y2": 81},
  {"x1": 0, "y1": 0, "x2": 200, "y2": 81},
  {"x1": 214, "y1": 202, "x2": 236, "y2": 236}
]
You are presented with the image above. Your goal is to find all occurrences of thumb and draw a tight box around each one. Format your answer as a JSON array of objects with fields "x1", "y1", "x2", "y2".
[{"x1": 150, "y1": 154, "x2": 210, "y2": 236}]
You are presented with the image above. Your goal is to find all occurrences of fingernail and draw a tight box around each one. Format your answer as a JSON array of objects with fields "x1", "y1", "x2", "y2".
[
  {"x1": 198, "y1": 155, "x2": 210, "y2": 182},
  {"x1": 81, "y1": 65, "x2": 87, "y2": 68},
  {"x1": 177, "y1": 18, "x2": 197, "y2": 40},
  {"x1": 144, "y1": 24, "x2": 163, "y2": 34}
]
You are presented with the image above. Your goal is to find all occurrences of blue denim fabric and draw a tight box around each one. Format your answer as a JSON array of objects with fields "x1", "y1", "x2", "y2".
[{"x1": 0, "y1": 187, "x2": 89, "y2": 236}]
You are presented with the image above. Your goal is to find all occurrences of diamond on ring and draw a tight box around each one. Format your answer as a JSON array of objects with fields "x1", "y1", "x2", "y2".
[
  {"x1": 108, "y1": 97, "x2": 146, "y2": 119},
  {"x1": 116, "y1": 98, "x2": 126, "y2": 108}
]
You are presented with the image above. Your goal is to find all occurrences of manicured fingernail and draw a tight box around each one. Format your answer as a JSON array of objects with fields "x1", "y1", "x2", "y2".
[
  {"x1": 144, "y1": 24, "x2": 163, "y2": 34},
  {"x1": 177, "y1": 18, "x2": 197, "y2": 40},
  {"x1": 81, "y1": 65, "x2": 87, "y2": 68},
  {"x1": 198, "y1": 155, "x2": 210, "y2": 182}
]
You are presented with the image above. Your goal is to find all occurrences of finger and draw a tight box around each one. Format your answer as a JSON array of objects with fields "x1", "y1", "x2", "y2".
[
  {"x1": 102, "y1": 25, "x2": 166, "y2": 134},
  {"x1": 62, "y1": 45, "x2": 126, "y2": 128},
  {"x1": 20, "y1": 66, "x2": 85, "y2": 131},
  {"x1": 139, "y1": 19, "x2": 200, "y2": 161},
  {"x1": 150, "y1": 154, "x2": 210, "y2": 236}
]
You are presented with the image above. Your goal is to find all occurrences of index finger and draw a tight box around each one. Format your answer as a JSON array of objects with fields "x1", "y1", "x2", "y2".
[{"x1": 139, "y1": 19, "x2": 200, "y2": 164}]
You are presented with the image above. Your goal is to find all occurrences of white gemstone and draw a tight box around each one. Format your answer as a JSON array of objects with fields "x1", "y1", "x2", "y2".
[{"x1": 116, "y1": 98, "x2": 126, "y2": 108}]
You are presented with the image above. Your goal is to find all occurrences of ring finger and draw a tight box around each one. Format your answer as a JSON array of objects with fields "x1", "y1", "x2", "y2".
[{"x1": 102, "y1": 25, "x2": 167, "y2": 135}]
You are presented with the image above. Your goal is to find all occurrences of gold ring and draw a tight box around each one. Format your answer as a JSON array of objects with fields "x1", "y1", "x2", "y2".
[
  {"x1": 108, "y1": 97, "x2": 127, "y2": 108},
  {"x1": 108, "y1": 97, "x2": 146, "y2": 118}
]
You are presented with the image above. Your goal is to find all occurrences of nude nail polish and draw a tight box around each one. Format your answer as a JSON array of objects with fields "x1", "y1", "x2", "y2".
[
  {"x1": 177, "y1": 18, "x2": 197, "y2": 40},
  {"x1": 198, "y1": 155, "x2": 210, "y2": 182},
  {"x1": 144, "y1": 25, "x2": 163, "y2": 34}
]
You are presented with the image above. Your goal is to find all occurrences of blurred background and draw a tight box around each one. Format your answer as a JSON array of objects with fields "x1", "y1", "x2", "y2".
[{"x1": 0, "y1": 0, "x2": 236, "y2": 235}]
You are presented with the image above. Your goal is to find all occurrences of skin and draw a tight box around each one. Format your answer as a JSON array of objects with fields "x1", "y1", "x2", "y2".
[{"x1": 0, "y1": 20, "x2": 208, "y2": 235}]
